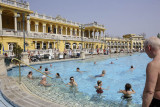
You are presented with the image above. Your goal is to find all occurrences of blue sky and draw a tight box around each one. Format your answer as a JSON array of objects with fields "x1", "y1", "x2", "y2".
[{"x1": 27, "y1": 0, "x2": 160, "y2": 37}]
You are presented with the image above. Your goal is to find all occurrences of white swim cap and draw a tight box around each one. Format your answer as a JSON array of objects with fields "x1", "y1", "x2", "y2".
[{"x1": 42, "y1": 75, "x2": 46, "y2": 78}]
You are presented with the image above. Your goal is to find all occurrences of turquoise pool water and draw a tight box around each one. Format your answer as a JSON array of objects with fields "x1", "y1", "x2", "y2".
[{"x1": 8, "y1": 53, "x2": 151, "y2": 106}]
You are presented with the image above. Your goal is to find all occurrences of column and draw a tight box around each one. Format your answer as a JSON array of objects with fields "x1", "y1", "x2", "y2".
[
  {"x1": 56, "y1": 25, "x2": 58, "y2": 34},
  {"x1": 70, "y1": 28, "x2": 73, "y2": 36},
  {"x1": 103, "y1": 31, "x2": 105, "y2": 40},
  {"x1": 88, "y1": 29, "x2": 90, "y2": 38},
  {"x1": 75, "y1": 29, "x2": 77, "y2": 37},
  {"x1": 43, "y1": 23, "x2": 46, "y2": 33},
  {"x1": 84, "y1": 43, "x2": 86, "y2": 49},
  {"x1": 35, "y1": 22, "x2": 39, "y2": 32},
  {"x1": 100, "y1": 30, "x2": 102, "y2": 40},
  {"x1": 48, "y1": 41, "x2": 50, "y2": 49},
  {"x1": 54, "y1": 42, "x2": 55, "y2": 48},
  {"x1": 61, "y1": 26, "x2": 63, "y2": 35},
  {"x1": 50, "y1": 25, "x2": 52, "y2": 32},
  {"x1": 0, "y1": 10, "x2": 2, "y2": 31},
  {"x1": 42, "y1": 41, "x2": 44, "y2": 49},
  {"x1": 82, "y1": 30, "x2": 84, "y2": 38},
  {"x1": 93, "y1": 29, "x2": 95, "y2": 39},
  {"x1": 65, "y1": 27, "x2": 67, "y2": 35},
  {"x1": 35, "y1": 41, "x2": 37, "y2": 49},
  {"x1": 96, "y1": 30, "x2": 98, "y2": 39},
  {"x1": 79, "y1": 29, "x2": 81, "y2": 37},
  {"x1": 27, "y1": 18, "x2": 30, "y2": 32},
  {"x1": 14, "y1": 13, "x2": 17, "y2": 31}
]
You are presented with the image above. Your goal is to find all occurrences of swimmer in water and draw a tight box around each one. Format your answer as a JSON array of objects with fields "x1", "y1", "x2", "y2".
[
  {"x1": 44, "y1": 68, "x2": 50, "y2": 75},
  {"x1": 50, "y1": 64, "x2": 52, "y2": 68},
  {"x1": 38, "y1": 66, "x2": 42, "y2": 71},
  {"x1": 76, "y1": 67, "x2": 87, "y2": 73},
  {"x1": 94, "y1": 70, "x2": 106, "y2": 77},
  {"x1": 56, "y1": 73, "x2": 60, "y2": 78},
  {"x1": 94, "y1": 80, "x2": 109, "y2": 94},
  {"x1": 118, "y1": 83, "x2": 135, "y2": 99},
  {"x1": 94, "y1": 62, "x2": 96, "y2": 64},
  {"x1": 110, "y1": 61, "x2": 114, "y2": 64},
  {"x1": 67, "y1": 76, "x2": 78, "y2": 87}
]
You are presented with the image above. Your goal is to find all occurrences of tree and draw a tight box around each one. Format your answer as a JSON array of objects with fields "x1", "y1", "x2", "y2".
[
  {"x1": 12, "y1": 44, "x2": 23, "y2": 60},
  {"x1": 157, "y1": 33, "x2": 160, "y2": 39}
]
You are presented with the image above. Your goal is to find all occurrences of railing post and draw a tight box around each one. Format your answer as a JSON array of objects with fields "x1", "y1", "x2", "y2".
[{"x1": 18, "y1": 62, "x2": 21, "y2": 84}]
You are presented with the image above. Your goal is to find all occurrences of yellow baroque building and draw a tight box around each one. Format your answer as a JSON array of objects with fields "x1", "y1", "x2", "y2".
[{"x1": 0, "y1": 0, "x2": 144, "y2": 55}]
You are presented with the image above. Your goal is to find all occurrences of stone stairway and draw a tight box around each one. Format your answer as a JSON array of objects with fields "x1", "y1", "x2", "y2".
[{"x1": 0, "y1": 76, "x2": 64, "y2": 107}]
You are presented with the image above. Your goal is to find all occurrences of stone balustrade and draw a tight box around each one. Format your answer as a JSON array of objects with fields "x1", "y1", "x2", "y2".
[
  {"x1": 0, "y1": 30, "x2": 105, "y2": 43},
  {"x1": 0, "y1": 0, "x2": 30, "y2": 10}
]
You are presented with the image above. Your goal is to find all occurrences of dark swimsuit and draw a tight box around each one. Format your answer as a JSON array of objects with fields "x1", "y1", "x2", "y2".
[
  {"x1": 96, "y1": 87, "x2": 103, "y2": 94},
  {"x1": 150, "y1": 98, "x2": 160, "y2": 107}
]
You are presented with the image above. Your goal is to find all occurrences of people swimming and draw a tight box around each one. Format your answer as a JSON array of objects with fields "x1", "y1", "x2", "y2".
[
  {"x1": 110, "y1": 61, "x2": 114, "y2": 64},
  {"x1": 95, "y1": 70, "x2": 106, "y2": 77},
  {"x1": 38, "y1": 66, "x2": 42, "y2": 71},
  {"x1": 56, "y1": 73, "x2": 60, "y2": 78},
  {"x1": 67, "y1": 76, "x2": 78, "y2": 87},
  {"x1": 44, "y1": 68, "x2": 50, "y2": 74},
  {"x1": 94, "y1": 80, "x2": 109, "y2": 94},
  {"x1": 50, "y1": 64, "x2": 52, "y2": 68},
  {"x1": 27, "y1": 71, "x2": 33, "y2": 79},
  {"x1": 94, "y1": 62, "x2": 96, "y2": 64},
  {"x1": 40, "y1": 75, "x2": 52, "y2": 87},
  {"x1": 118, "y1": 83, "x2": 136, "y2": 99},
  {"x1": 130, "y1": 65, "x2": 134, "y2": 70},
  {"x1": 76, "y1": 67, "x2": 87, "y2": 73}
]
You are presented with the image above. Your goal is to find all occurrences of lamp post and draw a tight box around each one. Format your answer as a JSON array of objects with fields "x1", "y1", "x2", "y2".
[
  {"x1": 22, "y1": 13, "x2": 26, "y2": 52},
  {"x1": 79, "y1": 25, "x2": 85, "y2": 50}
]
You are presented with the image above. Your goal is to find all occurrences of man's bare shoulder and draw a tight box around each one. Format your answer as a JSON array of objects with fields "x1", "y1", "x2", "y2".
[{"x1": 147, "y1": 60, "x2": 160, "y2": 73}]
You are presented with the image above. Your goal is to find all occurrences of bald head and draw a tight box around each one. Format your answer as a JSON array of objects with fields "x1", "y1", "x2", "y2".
[{"x1": 144, "y1": 37, "x2": 160, "y2": 50}]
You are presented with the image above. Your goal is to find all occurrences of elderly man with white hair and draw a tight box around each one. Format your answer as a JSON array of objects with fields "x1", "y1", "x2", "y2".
[
  {"x1": 143, "y1": 36, "x2": 160, "y2": 107},
  {"x1": 40, "y1": 75, "x2": 52, "y2": 87}
]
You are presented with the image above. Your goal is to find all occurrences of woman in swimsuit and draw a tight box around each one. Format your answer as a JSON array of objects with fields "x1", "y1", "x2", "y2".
[
  {"x1": 118, "y1": 83, "x2": 136, "y2": 99},
  {"x1": 94, "y1": 80, "x2": 109, "y2": 94}
]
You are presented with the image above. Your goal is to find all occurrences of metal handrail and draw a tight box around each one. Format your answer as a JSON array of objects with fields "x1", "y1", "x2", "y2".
[{"x1": 11, "y1": 58, "x2": 53, "y2": 84}]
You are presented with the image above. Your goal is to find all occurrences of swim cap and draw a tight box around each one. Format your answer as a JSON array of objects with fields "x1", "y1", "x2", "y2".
[{"x1": 42, "y1": 75, "x2": 46, "y2": 78}]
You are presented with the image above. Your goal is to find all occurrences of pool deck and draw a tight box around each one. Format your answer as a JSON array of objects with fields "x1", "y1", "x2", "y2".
[{"x1": 0, "y1": 53, "x2": 135, "y2": 107}]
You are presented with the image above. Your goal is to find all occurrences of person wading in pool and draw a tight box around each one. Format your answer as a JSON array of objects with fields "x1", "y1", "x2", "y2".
[
  {"x1": 40, "y1": 75, "x2": 52, "y2": 87},
  {"x1": 67, "y1": 76, "x2": 78, "y2": 87},
  {"x1": 38, "y1": 66, "x2": 42, "y2": 71},
  {"x1": 44, "y1": 68, "x2": 50, "y2": 75},
  {"x1": 118, "y1": 83, "x2": 135, "y2": 99},
  {"x1": 94, "y1": 80, "x2": 109, "y2": 94},
  {"x1": 142, "y1": 37, "x2": 160, "y2": 107}
]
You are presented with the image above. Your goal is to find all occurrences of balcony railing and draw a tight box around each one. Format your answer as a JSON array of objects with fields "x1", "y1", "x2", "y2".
[
  {"x1": 31, "y1": 12, "x2": 80, "y2": 26},
  {"x1": 0, "y1": 30, "x2": 104, "y2": 43},
  {"x1": 1, "y1": 0, "x2": 30, "y2": 10}
]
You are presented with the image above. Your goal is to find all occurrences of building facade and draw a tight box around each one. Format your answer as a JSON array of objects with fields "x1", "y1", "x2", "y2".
[{"x1": 0, "y1": 0, "x2": 144, "y2": 56}]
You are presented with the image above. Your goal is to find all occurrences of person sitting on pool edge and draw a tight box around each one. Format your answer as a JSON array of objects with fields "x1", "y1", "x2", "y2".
[
  {"x1": 94, "y1": 80, "x2": 109, "y2": 94},
  {"x1": 118, "y1": 83, "x2": 136, "y2": 99},
  {"x1": 40, "y1": 75, "x2": 52, "y2": 87},
  {"x1": 67, "y1": 76, "x2": 78, "y2": 87},
  {"x1": 44, "y1": 68, "x2": 50, "y2": 74},
  {"x1": 95, "y1": 70, "x2": 106, "y2": 77}
]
